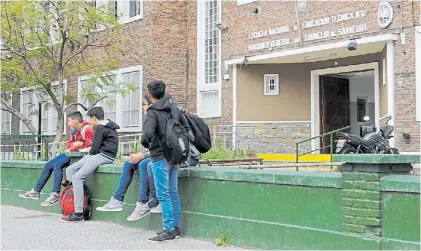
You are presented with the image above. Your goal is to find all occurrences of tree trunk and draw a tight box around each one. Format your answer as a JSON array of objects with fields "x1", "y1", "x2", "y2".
[{"x1": 0, "y1": 99, "x2": 37, "y2": 134}]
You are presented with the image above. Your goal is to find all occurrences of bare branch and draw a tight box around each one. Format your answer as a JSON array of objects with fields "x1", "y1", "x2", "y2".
[{"x1": 62, "y1": 96, "x2": 106, "y2": 114}]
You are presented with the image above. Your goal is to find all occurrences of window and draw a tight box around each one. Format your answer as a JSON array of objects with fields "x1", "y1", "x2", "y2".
[
  {"x1": 197, "y1": 0, "x2": 222, "y2": 118},
  {"x1": 264, "y1": 74, "x2": 279, "y2": 95},
  {"x1": 20, "y1": 81, "x2": 68, "y2": 135},
  {"x1": 117, "y1": 0, "x2": 143, "y2": 23},
  {"x1": 1, "y1": 97, "x2": 12, "y2": 134},
  {"x1": 357, "y1": 98, "x2": 367, "y2": 122},
  {"x1": 199, "y1": 91, "x2": 220, "y2": 118},
  {"x1": 121, "y1": 71, "x2": 140, "y2": 128},
  {"x1": 20, "y1": 89, "x2": 36, "y2": 133},
  {"x1": 91, "y1": 0, "x2": 142, "y2": 24},
  {"x1": 237, "y1": 0, "x2": 258, "y2": 6},
  {"x1": 78, "y1": 65, "x2": 143, "y2": 132}
]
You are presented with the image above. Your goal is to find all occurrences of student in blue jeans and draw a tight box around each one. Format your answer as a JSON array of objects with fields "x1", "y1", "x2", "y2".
[
  {"x1": 141, "y1": 80, "x2": 192, "y2": 242},
  {"x1": 96, "y1": 150, "x2": 162, "y2": 221},
  {"x1": 19, "y1": 111, "x2": 94, "y2": 206}
]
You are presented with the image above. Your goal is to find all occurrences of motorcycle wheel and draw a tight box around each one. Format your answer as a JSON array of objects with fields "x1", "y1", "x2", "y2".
[{"x1": 340, "y1": 147, "x2": 357, "y2": 154}]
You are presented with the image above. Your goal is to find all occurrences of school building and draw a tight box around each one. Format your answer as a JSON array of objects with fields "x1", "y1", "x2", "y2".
[{"x1": 1, "y1": 0, "x2": 420, "y2": 155}]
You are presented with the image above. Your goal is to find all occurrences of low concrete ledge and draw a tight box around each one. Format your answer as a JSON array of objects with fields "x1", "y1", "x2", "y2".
[
  {"x1": 333, "y1": 154, "x2": 420, "y2": 164},
  {"x1": 380, "y1": 175, "x2": 420, "y2": 193},
  {"x1": 0, "y1": 161, "x2": 342, "y2": 188}
]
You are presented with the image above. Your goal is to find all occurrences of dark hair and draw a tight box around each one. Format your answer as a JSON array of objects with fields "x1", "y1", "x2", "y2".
[
  {"x1": 87, "y1": 107, "x2": 105, "y2": 120},
  {"x1": 142, "y1": 91, "x2": 152, "y2": 105},
  {"x1": 67, "y1": 111, "x2": 83, "y2": 123},
  {"x1": 147, "y1": 80, "x2": 166, "y2": 99}
]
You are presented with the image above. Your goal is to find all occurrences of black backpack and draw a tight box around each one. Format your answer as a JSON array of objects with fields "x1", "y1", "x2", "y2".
[
  {"x1": 165, "y1": 106, "x2": 190, "y2": 165},
  {"x1": 184, "y1": 113, "x2": 212, "y2": 153}
]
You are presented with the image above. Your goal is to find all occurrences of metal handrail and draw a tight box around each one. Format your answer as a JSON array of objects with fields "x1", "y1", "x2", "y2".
[{"x1": 295, "y1": 126, "x2": 351, "y2": 164}]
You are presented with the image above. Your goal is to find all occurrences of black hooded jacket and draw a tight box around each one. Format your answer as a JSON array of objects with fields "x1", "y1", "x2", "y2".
[
  {"x1": 141, "y1": 96, "x2": 191, "y2": 162},
  {"x1": 89, "y1": 119, "x2": 120, "y2": 159}
]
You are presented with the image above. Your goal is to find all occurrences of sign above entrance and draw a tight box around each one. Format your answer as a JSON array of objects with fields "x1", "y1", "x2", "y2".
[
  {"x1": 378, "y1": 1, "x2": 393, "y2": 28},
  {"x1": 247, "y1": 9, "x2": 368, "y2": 52}
]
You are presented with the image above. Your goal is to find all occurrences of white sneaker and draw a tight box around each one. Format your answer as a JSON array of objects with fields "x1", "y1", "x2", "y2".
[
  {"x1": 150, "y1": 204, "x2": 162, "y2": 214},
  {"x1": 96, "y1": 197, "x2": 123, "y2": 212},
  {"x1": 127, "y1": 202, "x2": 150, "y2": 221}
]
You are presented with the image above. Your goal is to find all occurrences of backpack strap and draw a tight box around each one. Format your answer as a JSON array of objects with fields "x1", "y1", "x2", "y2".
[{"x1": 80, "y1": 124, "x2": 89, "y2": 140}]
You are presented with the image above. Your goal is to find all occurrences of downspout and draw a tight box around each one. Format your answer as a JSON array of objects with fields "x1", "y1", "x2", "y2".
[
  {"x1": 400, "y1": 0, "x2": 406, "y2": 54},
  {"x1": 294, "y1": 0, "x2": 303, "y2": 48}
]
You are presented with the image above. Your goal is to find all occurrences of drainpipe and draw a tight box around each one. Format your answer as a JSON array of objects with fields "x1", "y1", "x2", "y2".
[
  {"x1": 400, "y1": 0, "x2": 406, "y2": 54},
  {"x1": 294, "y1": 0, "x2": 303, "y2": 48}
]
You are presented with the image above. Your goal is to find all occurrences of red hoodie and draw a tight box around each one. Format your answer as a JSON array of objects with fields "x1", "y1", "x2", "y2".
[{"x1": 65, "y1": 121, "x2": 94, "y2": 152}]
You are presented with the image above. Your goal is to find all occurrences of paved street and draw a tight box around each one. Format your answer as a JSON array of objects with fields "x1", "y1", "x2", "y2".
[{"x1": 1, "y1": 206, "x2": 241, "y2": 250}]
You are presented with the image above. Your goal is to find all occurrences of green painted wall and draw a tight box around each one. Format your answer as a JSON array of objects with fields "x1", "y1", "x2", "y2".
[{"x1": 1, "y1": 161, "x2": 420, "y2": 250}]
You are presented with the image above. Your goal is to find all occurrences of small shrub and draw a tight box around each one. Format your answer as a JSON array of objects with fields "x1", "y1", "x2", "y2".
[
  {"x1": 215, "y1": 233, "x2": 230, "y2": 247},
  {"x1": 202, "y1": 146, "x2": 248, "y2": 160}
]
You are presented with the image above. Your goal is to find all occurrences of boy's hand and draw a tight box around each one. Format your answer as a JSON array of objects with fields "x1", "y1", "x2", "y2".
[
  {"x1": 129, "y1": 153, "x2": 144, "y2": 164},
  {"x1": 72, "y1": 141, "x2": 84, "y2": 147}
]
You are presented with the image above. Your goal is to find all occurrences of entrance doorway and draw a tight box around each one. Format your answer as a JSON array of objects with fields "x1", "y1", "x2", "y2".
[
  {"x1": 319, "y1": 76, "x2": 350, "y2": 153},
  {"x1": 311, "y1": 63, "x2": 380, "y2": 153}
]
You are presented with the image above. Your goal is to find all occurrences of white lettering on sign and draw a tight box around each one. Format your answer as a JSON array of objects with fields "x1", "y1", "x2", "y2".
[
  {"x1": 304, "y1": 30, "x2": 330, "y2": 42},
  {"x1": 302, "y1": 17, "x2": 330, "y2": 29},
  {"x1": 249, "y1": 30, "x2": 268, "y2": 39},
  {"x1": 248, "y1": 42, "x2": 270, "y2": 51},
  {"x1": 248, "y1": 38, "x2": 290, "y2": 52},
  {"x1": 302, "y1": 10, "x2": 367, "y2": 29},
  {"x1": 269, "y1": 26, "x2": 290, "y2": 35},
  {"x1": 337, "y1": 24, "x2": 368, "y2": 36},
  {"x1": 270, "y1": 38, "x2": 290, "y2": 48}
]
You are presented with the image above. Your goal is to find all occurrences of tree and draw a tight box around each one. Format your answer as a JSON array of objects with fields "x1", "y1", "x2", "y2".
[{"x1": 1, "y1": 0, "x2": 133, "y2": 142}]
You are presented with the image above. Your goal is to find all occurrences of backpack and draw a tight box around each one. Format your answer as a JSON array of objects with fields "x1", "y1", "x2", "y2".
[
  {"x1": 184, "y1": 113, "x2": 212, "y2": 153},
  {"x1": 59, "y1": 184, "x2": 92, "y2": 220},
  {"x1": 165, "y1": 106, "x2": 190, "y2": 165}
]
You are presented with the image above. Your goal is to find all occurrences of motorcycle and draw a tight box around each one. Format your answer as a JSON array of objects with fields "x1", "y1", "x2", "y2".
[{"x1": 335, "y1": 116, "x2": 399, "y2": 154}]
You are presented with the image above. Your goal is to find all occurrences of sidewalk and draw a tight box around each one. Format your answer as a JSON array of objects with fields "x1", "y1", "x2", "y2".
[{"x1": 1, "y1": 205, "x2": 242, "y2": 250}]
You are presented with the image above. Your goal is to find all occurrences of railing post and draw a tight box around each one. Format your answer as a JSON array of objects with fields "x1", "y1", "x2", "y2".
[
  {"x1": 330, "y1": 133, "x2": 334, "y2": 168},
  {"x1": 295, "y1": 143, "x2": 299, "y2": 165}
]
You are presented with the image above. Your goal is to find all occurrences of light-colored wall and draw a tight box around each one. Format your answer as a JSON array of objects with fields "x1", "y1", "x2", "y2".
[{"x1": 236, "y1": 53, "x2": 381, "y2": 122}]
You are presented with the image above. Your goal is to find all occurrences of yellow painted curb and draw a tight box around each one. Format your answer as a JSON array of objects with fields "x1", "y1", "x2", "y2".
[{"x1": 257, "y1": 154, "x2": 331, "y2": 162}]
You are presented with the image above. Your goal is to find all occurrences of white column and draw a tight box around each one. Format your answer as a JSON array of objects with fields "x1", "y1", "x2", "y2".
[{"x1": 386, "y1": 40, "x2": 395, "y2": 148}]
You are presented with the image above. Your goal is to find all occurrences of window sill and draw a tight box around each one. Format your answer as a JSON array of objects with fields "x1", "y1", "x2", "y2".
[
  {"x1": 119, "y1": 15, "x2": 143, "y2": 25},
  {"x1": 117, "y1": 127, "x2": 142, "y2": 133},
  {"x1": 237, "y1": 0, "x2": 258, "y2": 6}
]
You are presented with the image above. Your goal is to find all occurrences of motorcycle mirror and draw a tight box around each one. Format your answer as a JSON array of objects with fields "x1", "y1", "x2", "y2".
[{"x1": 363, "y1": 116, "x2": 370, "y2": 121}]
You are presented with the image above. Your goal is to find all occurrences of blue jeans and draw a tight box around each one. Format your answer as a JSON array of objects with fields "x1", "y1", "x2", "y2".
[
  {"x1": 34, "y1": 153, "x2": 70, "y2": 193},
  {"x1": 152, "y1": 159, "x2": 180, "y2": 232},
  {"x1": 113, "y1": 157, "x2": 158, "y2": 205}
]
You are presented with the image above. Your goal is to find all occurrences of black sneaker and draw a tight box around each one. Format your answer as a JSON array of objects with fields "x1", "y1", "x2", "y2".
[
  {"x1": 60, "y1": 213, "x2": 84, "y2": 223},
  {"x1": 156, "y1": 227, "x2": 180, "y2": 239},
  {"x1": 148, "y1": 230, "x2": 176, "y2": 243}
]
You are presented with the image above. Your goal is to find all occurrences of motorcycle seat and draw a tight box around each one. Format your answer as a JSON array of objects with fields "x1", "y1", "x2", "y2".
[{"x1": 359, "y1": 138, "x2": 374, "y2": 147}]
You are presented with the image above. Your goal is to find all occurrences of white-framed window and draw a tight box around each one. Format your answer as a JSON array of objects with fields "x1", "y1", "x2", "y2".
[
  {"x1": 20, "y1": 89, "x2": 37, "y2": 134},
  {"x1": 264, "y1": 74, "x2": 279, "y2": 96},
  {"x1": 92, "y1": 0, "x2": 143, "y2": 24},
  {"x1": 237, "y1": 0, "x2": 258, "y2": 6},
  {"x1": 20, "y1": 81, "x2": 68, "y2": 135},
  {"x1": 1, "y1": 96, "x2": 12, "y2": 134},
  {"x1": 78, "y1": 65, "x2": 143, "y2": 132},
  {"x1": 197, "y1": 0, "x2": 222, "y2": 118}
]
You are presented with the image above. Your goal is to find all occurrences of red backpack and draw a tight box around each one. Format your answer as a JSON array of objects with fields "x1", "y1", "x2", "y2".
[{"x1": 59, "y1": 184, "x2": 92, "y2": 220}]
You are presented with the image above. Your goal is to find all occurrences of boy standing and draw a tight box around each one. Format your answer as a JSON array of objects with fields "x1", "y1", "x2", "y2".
[
  {"x1": 141, "y1": 80, "x2": 190, "y2": 242},
  {"x1": 61, "y1": 107, "x2": 119, "y2": 222},
  {"x1": 19, "y1": 111, "x2": 93, "y2": 206}
]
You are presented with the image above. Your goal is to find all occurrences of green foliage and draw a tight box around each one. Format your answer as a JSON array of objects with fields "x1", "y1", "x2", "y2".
[
  {"x1": 1, "y1": 0, "x2": 126, "y2": 135},
  {"x1": 202, "y1": 146, "x2": 248, "y2": 160},
  {"x1": 215, "y1": 233, "x2": 230, "y2": 247}
]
